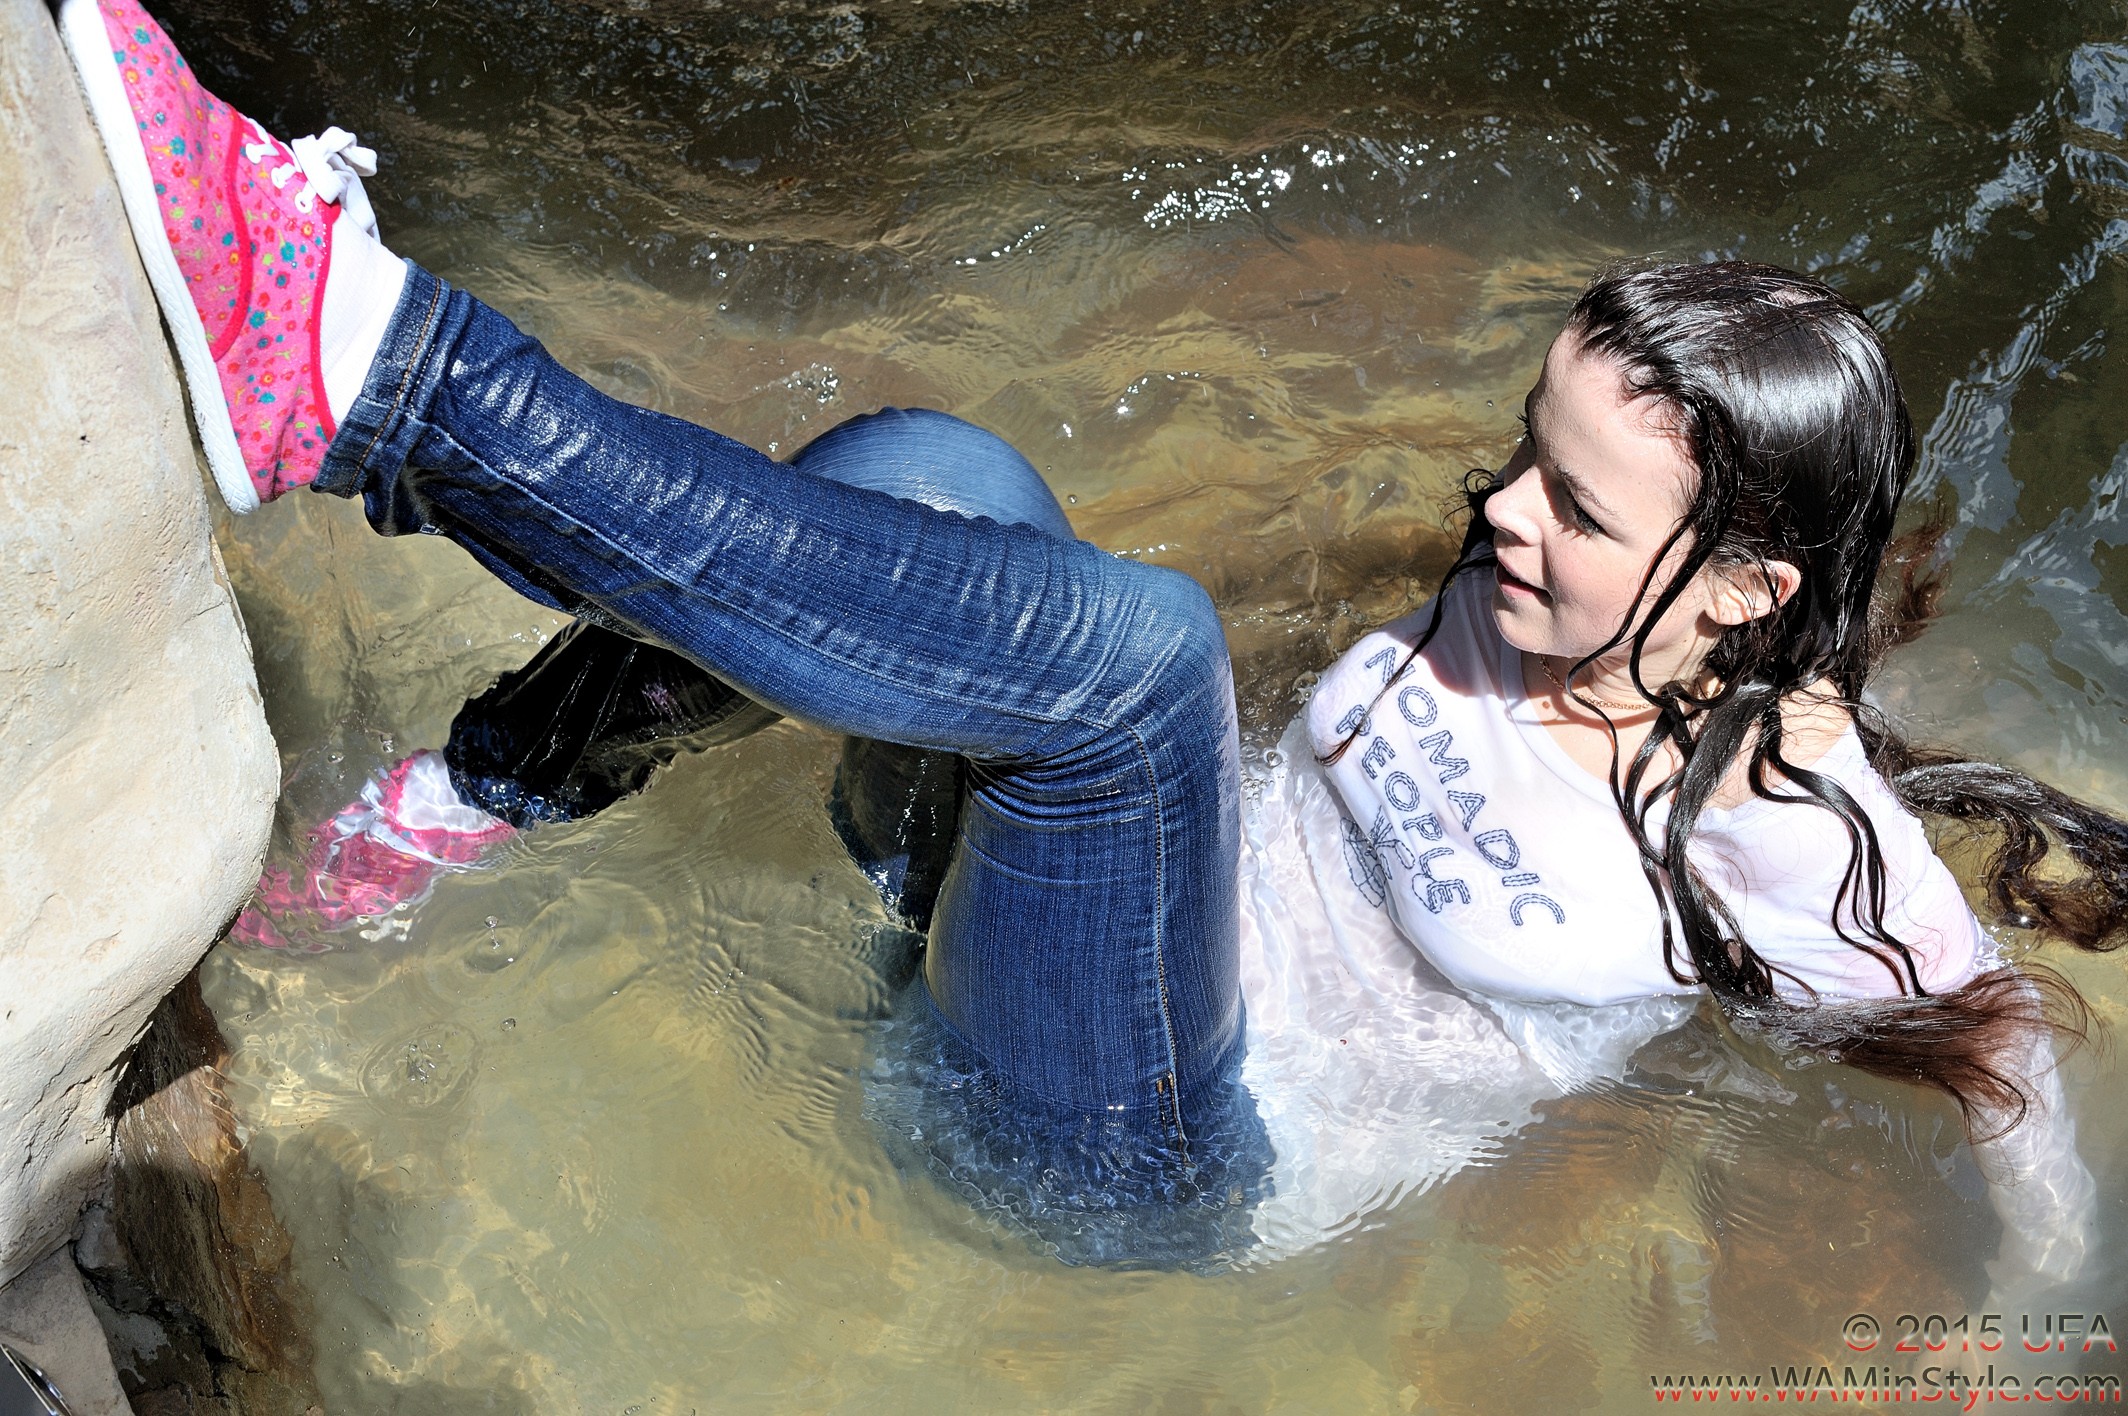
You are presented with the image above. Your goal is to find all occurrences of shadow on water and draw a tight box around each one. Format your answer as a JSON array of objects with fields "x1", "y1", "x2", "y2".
[{"x1": 143, "y1": 0, "x2": 2128, "y2": 1407}]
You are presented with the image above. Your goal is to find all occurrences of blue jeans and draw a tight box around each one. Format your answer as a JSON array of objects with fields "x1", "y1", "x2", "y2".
[{"x1": 315, "y1": 264, "x2": 1266, "y2": 1257}]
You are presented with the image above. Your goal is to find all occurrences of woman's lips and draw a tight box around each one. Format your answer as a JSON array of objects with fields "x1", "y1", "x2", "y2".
[{"x1": 1495, "y1": 562, "x2": 1547, "y2": 599}]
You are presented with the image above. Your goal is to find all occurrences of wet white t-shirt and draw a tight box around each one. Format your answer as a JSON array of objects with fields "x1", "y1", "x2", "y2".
[
  {"x1": 1230, "y1": 566, "x2": 2033, "y2": 1260},
  {"x1": 1301, "y1": 567, "x2": 1985, "y2": 1005},
  {"x1": 1235, "y1": 710, "x2": 1701, "y2": 1254}
]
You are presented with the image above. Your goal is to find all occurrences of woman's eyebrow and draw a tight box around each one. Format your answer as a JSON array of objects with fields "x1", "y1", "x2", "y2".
[{"x1": 1523, "y1": 397, "x2": 1619, "y2": 522}]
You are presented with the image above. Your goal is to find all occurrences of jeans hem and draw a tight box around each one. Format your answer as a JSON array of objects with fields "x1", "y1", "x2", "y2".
[{"x1": 315, "y1": 259, "x2": 453, "y2": 508}]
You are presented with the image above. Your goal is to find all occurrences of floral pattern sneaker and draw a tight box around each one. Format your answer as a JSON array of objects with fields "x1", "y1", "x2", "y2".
[
  {"x1": 232, "y1": 751, "x2": 516, "y2": 951},
  {"x1": 60, "y1": 0, "x2": 380, "y2": 511}
]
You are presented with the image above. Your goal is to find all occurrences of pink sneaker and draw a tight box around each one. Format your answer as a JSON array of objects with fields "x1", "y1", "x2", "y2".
[
  {"x1": 60, "y1": 0, "x2": 379, "y2": 511},
  {"x1": 232, "y1": 751, "x2": 516, "y2": 951}
]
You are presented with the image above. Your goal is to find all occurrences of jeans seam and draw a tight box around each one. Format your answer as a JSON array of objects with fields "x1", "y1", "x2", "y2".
[
  {"x1": 352, "y1": 274, "x2": 445, "y2": 480},
  {"x1": 1118, "y1": 717, "x2": 1191, "y2": 1162}
]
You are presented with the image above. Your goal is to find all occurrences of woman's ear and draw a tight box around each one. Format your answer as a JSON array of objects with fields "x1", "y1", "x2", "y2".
[{"x1": 1707, "y1": 559, "x2": 1802, "y2": 626}]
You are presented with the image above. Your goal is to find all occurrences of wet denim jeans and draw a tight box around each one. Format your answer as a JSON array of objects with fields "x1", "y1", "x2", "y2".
[{"x1": 315, "y1": 263, "x2": 1266, "y2": 1258}]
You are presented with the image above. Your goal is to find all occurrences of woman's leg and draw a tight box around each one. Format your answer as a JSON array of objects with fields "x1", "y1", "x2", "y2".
[
  {"x1": 443, "y1": 620, "x2": 779, "y2": 827},
  {"x1": 316, "y1": 265, "x2": 1249, "y2": 1174},
  {"x1": 66, "y1": 0, "x2": 1259, "y2": 1242},
  {"x1": 789, "y1": 409, "x2": 1077, "y2": 932},
  {"x1": 243, "y1": 411, "x2": 1039, "y2": 947},
  {"x1": 442, "y1": 408, "x2": 1078, "y2": 932}
]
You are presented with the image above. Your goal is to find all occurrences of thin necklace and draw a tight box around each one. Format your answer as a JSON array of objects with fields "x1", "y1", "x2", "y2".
[{"x1": 1538, "y1": 654, "x2": 1654, "y2": 713}]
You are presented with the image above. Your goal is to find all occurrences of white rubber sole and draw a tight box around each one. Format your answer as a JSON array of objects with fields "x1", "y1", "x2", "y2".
[{"x1": 59, "y1": 0, "x2": 261, "y2": 514}]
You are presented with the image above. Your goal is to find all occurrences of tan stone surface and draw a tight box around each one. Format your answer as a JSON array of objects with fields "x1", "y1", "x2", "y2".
[
  {"x1": 0, "y1": 0, "x2": 278, "y2": 1286},
  {"x1": 0, "y1": 1248, "x2": 131, "y2": 1416}
]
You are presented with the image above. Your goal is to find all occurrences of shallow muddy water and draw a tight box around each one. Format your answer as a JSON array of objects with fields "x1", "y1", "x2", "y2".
[{"x1": 161, "y1": 0, "x2": 2128, "y2": 1408}]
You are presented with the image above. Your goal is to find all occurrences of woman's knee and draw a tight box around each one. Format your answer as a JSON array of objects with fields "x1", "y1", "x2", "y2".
[
  {"x1": 1102, "y1": 560, "x2": 1232, "y2": 719},
  {"x1": 1142, "y1": 558, "x2": 1225, "y2": 652},
  {"x1": 786, "y1": 408, "x2": 1074, "y2": 539}
]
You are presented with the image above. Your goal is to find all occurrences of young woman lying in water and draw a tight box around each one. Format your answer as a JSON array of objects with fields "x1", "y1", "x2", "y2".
[{"x1": 67, "y1": 0, "x2": 2127, "y2": 1276}]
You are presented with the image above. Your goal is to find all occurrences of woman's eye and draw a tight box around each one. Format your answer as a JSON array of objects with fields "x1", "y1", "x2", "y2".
[
  {"x1": 1561, "y1": 484, "x2": 1602, "y2": 534},
  {"x1": 1542, "y1": 469, "x2": 1603, "y2": 535}
]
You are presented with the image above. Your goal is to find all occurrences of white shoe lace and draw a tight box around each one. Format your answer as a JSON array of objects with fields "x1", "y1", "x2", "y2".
[{"x1": 240, "y1": 122, "x2": 380, "y2": 237}]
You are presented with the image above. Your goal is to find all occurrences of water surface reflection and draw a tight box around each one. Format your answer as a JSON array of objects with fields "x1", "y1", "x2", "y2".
[{"x1": 173, "y1": 0, "x2": 2128, "y2": 1406}]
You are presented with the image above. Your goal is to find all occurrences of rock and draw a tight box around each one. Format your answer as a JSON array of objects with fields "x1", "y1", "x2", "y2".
[
  {"x1": 87, "y1": 968, "x2": 322, "y2": 1415},
  {"x1": 0, "y1": 0, "x2": 279, "y2": 1294},
  {"x1": 0, "y1": 1249, "x2": 132, "y2": 1416},
  {"x1": 105, "y1": 972, "x2": 312, "y2": 1384}
]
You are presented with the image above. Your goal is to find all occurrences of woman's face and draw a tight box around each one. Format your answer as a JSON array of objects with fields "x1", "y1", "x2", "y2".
[{"x1": 1485, "y1": 328, "x2": 1720, "y2": 671}]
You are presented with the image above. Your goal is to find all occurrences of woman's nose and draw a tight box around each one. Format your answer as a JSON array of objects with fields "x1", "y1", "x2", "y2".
[{"x1": 1487, "y1": 450, "x2": 1543, "y2": 545}]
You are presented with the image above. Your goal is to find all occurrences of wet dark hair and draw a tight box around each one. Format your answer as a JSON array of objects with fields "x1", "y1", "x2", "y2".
[{"x1": 1336, "y1": 259, "x2": 2128, "y2": 1132}]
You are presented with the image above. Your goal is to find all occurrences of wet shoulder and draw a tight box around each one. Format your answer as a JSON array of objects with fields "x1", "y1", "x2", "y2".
[
  {"x1": 1704, "y1": 683, "x2": 1858, "y2": 813},
  {"x1": 1306, "y1": 574, "x2": 1494, "y2": 757}
]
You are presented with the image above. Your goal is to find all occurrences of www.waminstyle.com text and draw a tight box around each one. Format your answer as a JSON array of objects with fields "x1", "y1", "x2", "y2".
[{"x1": 1649, "y1": 1364, "x2": 2123, "y2": 1406}]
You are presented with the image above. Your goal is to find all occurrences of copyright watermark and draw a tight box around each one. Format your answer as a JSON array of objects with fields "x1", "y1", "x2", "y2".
[
  {"x1": 1649, "y1": 1312, "x2": 2122, "y2": 1405},
  {"x1": 1839, "y1": 1312, "x2": 2117, "y2": 1356}
]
